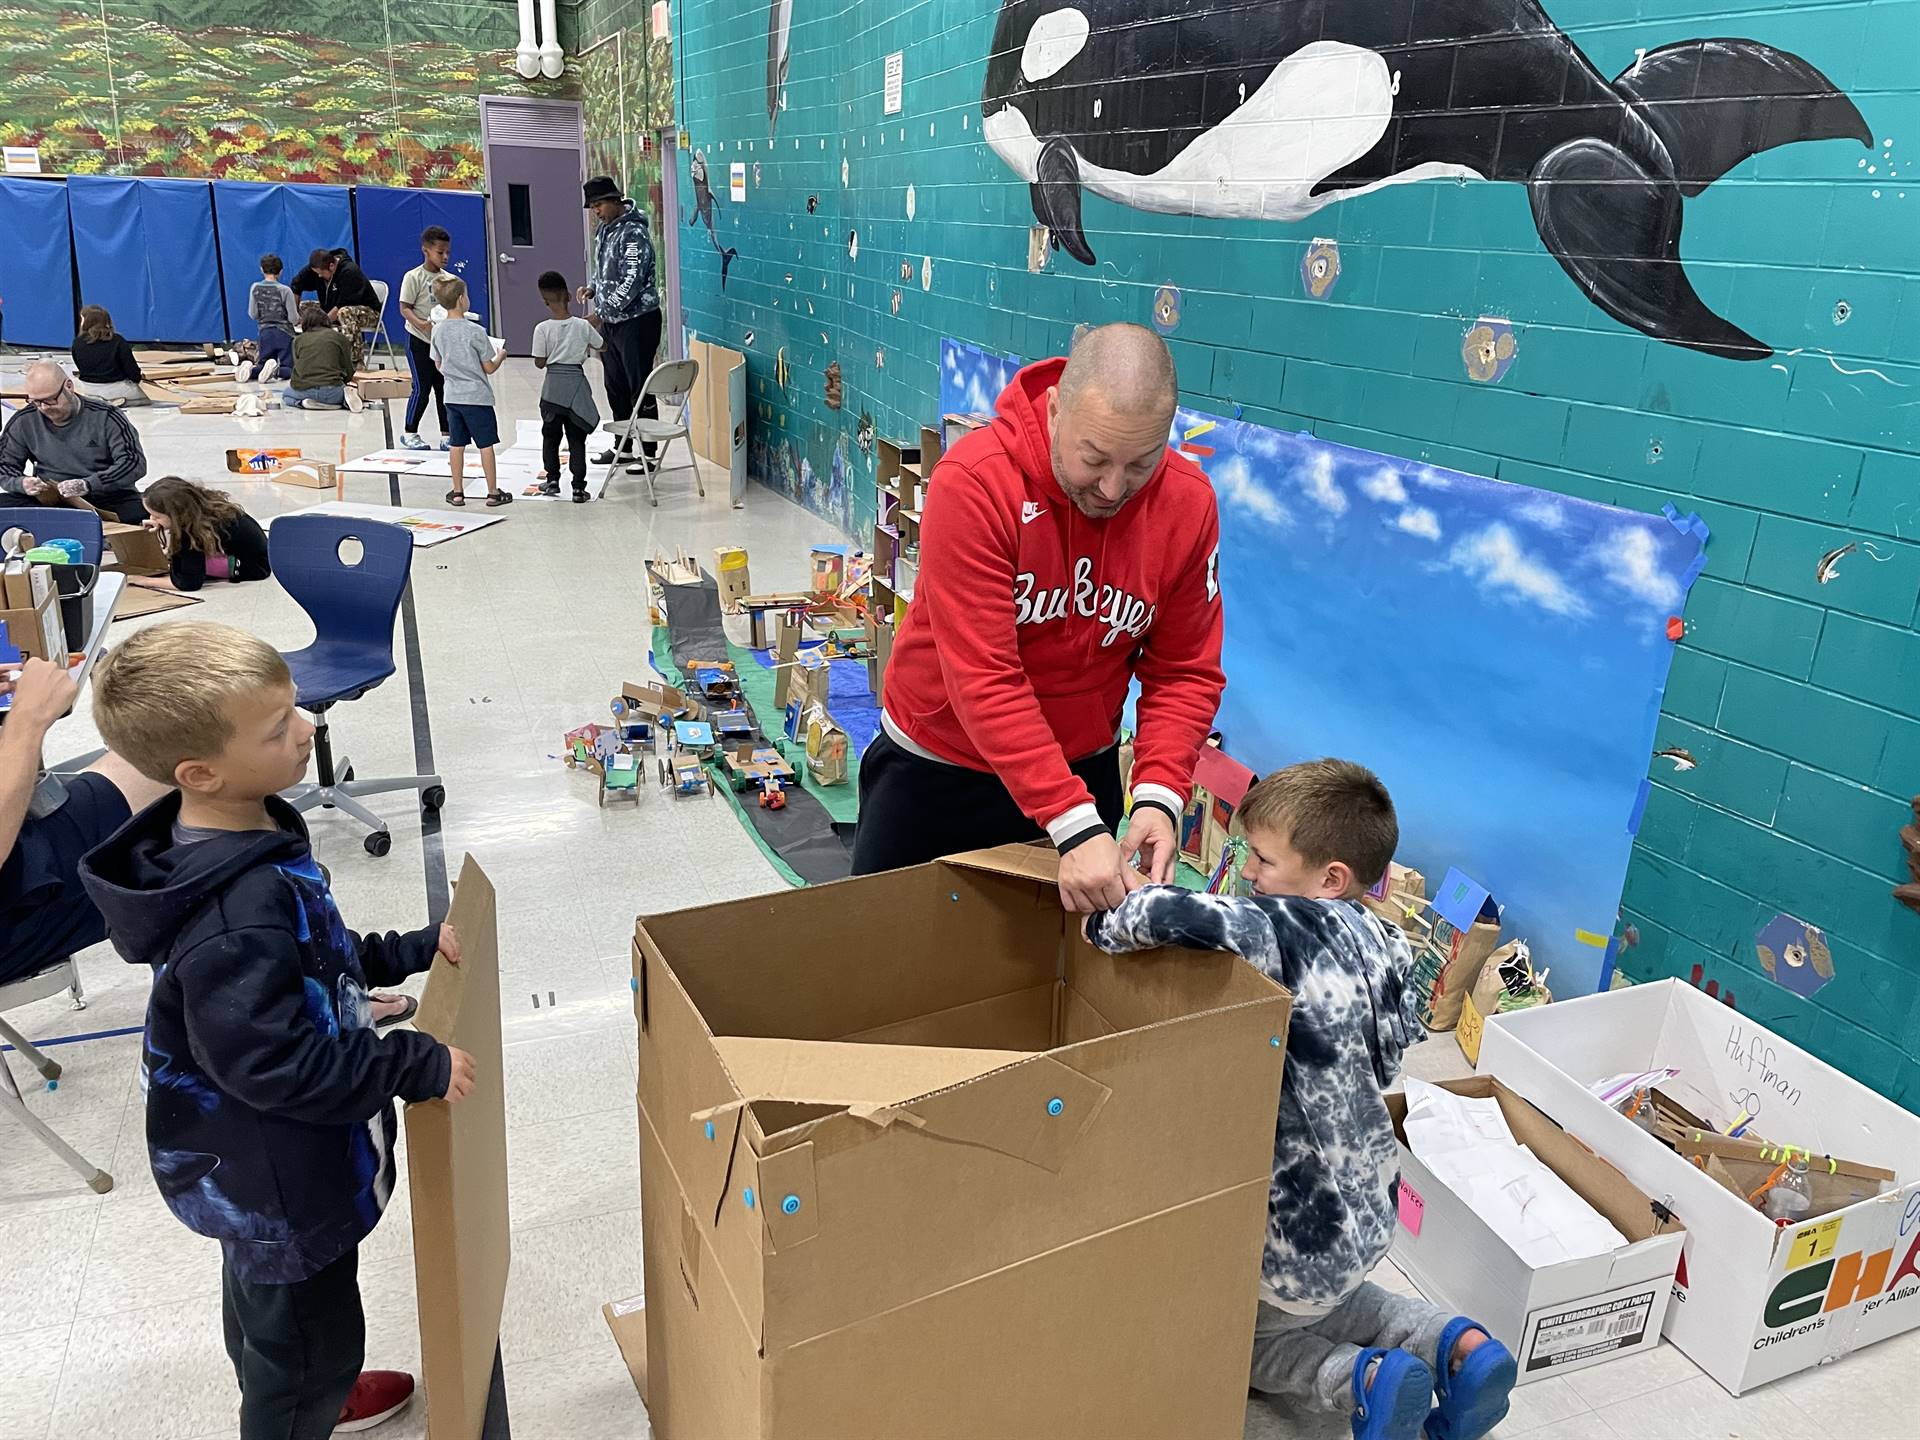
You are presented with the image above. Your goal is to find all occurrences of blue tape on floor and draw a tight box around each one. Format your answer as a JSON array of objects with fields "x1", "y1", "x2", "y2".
[{"x1": 1, "y1": 1022, "x2": 142, "y2": 1052}]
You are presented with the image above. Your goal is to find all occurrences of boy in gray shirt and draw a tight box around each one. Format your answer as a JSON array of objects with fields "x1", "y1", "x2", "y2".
[
  {"x1": 427, "y1": 277, "x2": 509, "y2": 508},
  {"x1": 531, "y1": 270, "x2": 603, "y2": 503},
  {"x1": 243, "y1": 254, "x2": 299, "y2": 381}
]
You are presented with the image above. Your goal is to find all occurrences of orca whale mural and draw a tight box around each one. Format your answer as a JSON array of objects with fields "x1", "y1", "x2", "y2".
[
  {"x1": 768, "y1": 0, "x2": 793, "y2": 138},
  {"x1": 982, "y1": 1, "x2": 1872, "y2": 359}
]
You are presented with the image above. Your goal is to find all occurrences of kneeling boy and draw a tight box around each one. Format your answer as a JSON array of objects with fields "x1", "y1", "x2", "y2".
[
  {"x1": 1085, "y1": 759, "x2": 1517, "y2": 1440},
  {"x1": 80, "y1": 621, "x2": 476, "y2": 1440}
]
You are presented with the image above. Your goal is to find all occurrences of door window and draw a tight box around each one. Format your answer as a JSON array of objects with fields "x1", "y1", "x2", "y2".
[{"x1": 508, "y1": 183, "x2": 533, "y2": 248}]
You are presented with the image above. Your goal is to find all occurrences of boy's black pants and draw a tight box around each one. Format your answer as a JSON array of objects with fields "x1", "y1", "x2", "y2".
[
  {"x1": 849, "y1": 731, "x2": 1124, "y2": 876},
  {"x1": 222, "y1": 1246, "x2": 364, "y2": 1440},
  {"x1": 541, "y1": 402, "x2": 591, "y2": 484}
]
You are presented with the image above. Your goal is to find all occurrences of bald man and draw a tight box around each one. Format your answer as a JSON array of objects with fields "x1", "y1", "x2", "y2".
[
  {"x1": 854, "y1": 324, "x2": 1225, "y2": 912},
  {"x1": 1, "y1": 363, "x2": 149, "y2": 524}
]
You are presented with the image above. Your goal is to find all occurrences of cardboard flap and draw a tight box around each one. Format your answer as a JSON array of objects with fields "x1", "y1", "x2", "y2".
[
  {"x1": 757, "y1": 1140, "x2": 819, "y2": 1252},
  {"x1": 895, "y1": 1053, "x2": 1112, "y2": 1173},
  {"x1": 712, "y1": 1036, "x2": 1032, "y2": 1108},
  {"x1": 941, "y1": 843, "x2": 1061, "y2": 886}
]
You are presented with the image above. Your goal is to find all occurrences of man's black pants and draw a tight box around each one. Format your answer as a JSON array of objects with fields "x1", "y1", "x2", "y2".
[
  {"x1": 222, "y1": 1246, "x2": 364, "y2": 1440},
  {"x1": 601, "y1": 309, "x2": 663, "y2": 458},
  {"x1": 849, "y1": 731, "x2": 1124, "y2": 875}
]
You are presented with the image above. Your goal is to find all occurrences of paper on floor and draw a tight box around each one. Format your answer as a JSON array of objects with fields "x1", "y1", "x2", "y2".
[{"x1": 1402, "y1": 1079, "x2": 1627, "y2": 1269}]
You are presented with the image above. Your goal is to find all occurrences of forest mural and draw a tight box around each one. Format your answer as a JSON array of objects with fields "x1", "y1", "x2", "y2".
[
  {"x1": 983, "y1": 0, "x2": 1871, "y2": 359},
  {"x1": 0, "y1": 1, "x2": 577, "y2": 186}
]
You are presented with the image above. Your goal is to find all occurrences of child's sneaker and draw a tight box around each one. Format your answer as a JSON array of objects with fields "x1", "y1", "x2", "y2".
[
  {"x1": 343, "y1": 386, "x2": 365, "y2": 413},
  {"x1": 301, "y1": 399, "x2": 336, "y2": 410},
  {"x1": 334, "y1": 1369, "x2": 414, "y2": 1433},
  {"x1": 258, "y1": 358, "x2": 279, "y2": 383},
  {"x1": 234, "y1": 360, "x2": 255, "y2": 383},
  {"x1": 572, "y1": 481, "x2": 589, "y2": 504},
  {"x1": 401, "y1": 433, "x2": 430, "y2": 451},
  {"x1": 537, "y1": 474, "x2": 561, "y2": 497}
]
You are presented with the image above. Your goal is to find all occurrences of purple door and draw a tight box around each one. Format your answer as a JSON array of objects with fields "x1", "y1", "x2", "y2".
[{"x1": 481, "y1": 99, "x2": 588, "y2": 354}]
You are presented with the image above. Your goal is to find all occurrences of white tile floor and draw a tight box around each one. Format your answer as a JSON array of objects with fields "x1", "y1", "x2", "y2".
[{"x1": 2, "y1": 359, "x2": 1911, "y2": 1438}]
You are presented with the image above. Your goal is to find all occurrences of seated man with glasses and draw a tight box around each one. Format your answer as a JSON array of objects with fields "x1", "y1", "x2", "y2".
[{"x1": 1, "y1": 361, "x2": 150, "y2": 525}]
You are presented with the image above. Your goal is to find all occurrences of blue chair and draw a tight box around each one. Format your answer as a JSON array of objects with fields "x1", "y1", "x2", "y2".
[
  {"x1": 269, "y1": 514, "x2": 444, "y2": 857},
  {"x1": 0, "y1": 505, "x2": 105, "y2": 566}
]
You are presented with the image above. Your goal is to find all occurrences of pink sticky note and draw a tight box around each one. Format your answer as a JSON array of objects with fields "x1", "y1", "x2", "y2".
[{"x1": 1397, "y1": 1180, "x2": 1426, "y2": 1237}]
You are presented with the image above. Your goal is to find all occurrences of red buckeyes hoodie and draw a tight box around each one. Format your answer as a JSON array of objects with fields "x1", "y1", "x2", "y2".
[{"x1": 882, "y1": 357, "x2": 1225, "y2": 846}]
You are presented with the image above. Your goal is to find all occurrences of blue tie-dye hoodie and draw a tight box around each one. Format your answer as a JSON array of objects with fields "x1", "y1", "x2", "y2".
[
  {"x1": 1086, "y1": 885, "x2": 1421, "y2": 1316},
  {"x1": 80, "y1": 794, "x2": 450, "y2": 1283}
]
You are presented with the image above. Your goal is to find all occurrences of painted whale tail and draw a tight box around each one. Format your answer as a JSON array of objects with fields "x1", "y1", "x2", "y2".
[
  {"x1": 1531, "y1": 38, "x2": 1871, "y2": 360},
  {"x1": 720, "y1": 247, "x2": 738, "y2": 288}
]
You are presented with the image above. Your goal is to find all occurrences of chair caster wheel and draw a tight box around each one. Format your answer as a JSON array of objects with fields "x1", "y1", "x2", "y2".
[
  {"x1": 364, "y1": 830, "x2": 393, "y2": 857},
  {"x1": 421, "y1": 785, "x2": 446, "y2": 812},
  {"x1": 339, "y1": 764, "x2": 355, "y2": 783}
]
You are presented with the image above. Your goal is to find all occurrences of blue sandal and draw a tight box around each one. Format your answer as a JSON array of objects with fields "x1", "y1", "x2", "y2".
[
  {"x1": 1350, "y1": 1346, "x2": 1435, "y2": 1440},
  {"x1": 1425, "y1": 1318, "x2": 1516, "y2": 1440}
]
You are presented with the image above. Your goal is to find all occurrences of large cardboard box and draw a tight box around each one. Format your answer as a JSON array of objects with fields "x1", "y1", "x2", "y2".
[
  {"x1": 405, "y1": 857, "x2": 511, "y2": 1439},
  {"x1": 632, "y1": 845, "x2": 1291, "y2": 1439},
  {"x1": 1385, "y1": 1077, "x2": 1683, "y2": 1384},
  {"x1": 1479, "y1": 979, "x2": 1920, "y2": 1394}
]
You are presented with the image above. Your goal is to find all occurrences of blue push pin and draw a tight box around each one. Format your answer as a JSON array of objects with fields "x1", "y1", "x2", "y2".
[
  {"x1": 782, "y1": 1194, "x2": 801, "y2": 1215},
  {"x1": 1270, "y1": 1036, "x2": 1282, "y2": 1048},
  {"x1": 629, "y1": 976, "x2": 639, "y2": 992},
  {"x1": 743, "y1": 1187, "x2": 756, "y2": 1209},
  {"x1": 1046, "y1": 1096, "x2": 1064, "y2": 1117},
  {"x1": 704, "y1": 1120, "x2": 715, "y2": 1141}
]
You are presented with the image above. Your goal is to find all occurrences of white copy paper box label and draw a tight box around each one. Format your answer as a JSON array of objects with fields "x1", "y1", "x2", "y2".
[{"x1": 1522, "y1": 1283, "x2": 1657, "y2": 1373}]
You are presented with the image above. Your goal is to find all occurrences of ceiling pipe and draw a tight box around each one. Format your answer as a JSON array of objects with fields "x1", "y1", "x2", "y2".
[{"x1": 514, "y1": 0, "x2": 540, "y2": 79}]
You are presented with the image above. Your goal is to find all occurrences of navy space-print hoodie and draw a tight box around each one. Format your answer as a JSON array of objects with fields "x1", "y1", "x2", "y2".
[
  {"x1": 1086, "y1": 886, "x2": 1421, "y2": 1315},
  {"x1": 80, "y1": 794, "x2": 450, "y2": 1283}
]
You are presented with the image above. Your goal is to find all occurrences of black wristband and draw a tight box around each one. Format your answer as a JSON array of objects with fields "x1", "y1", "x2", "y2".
[
  {"x1": 1130, "y1": 797, "x2": 1180, "y2": 829},
  {"x1": 1055, "y1": 823, "x2": 1108, "y2": 857}
]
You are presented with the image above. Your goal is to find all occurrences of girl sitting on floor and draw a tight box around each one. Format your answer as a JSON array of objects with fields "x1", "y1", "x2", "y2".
[
  {"x1": 141, "y1": 476, "x2": 273, "y2": 592},
  {"x1": 71, "y1": 305, "x2": 150, "y2": 407}
]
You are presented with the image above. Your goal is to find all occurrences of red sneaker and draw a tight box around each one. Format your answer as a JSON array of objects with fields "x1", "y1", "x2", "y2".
[{"x1": 335, "y1": 1371, "x2": 416, "y2": 1432}]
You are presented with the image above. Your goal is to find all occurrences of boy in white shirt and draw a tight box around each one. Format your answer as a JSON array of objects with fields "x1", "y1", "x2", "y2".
[
  {"x1": 398, "y1": 226, "x2": 452, "y2": 450},
  {"x1": 531, "y1": 271, "x2": 604, "y2": 503}
]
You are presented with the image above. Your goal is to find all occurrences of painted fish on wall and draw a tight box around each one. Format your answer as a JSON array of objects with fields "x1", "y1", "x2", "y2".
[{"x1": 981, "y1": 0, "x2": 1871, "y2": 358}]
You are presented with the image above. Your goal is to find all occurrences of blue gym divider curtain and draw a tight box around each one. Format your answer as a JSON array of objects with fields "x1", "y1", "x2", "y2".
[
  {"x1": 69, "y1": 177, "x2": 224, "y2": 343},
  {"x1": 212, "y1": 181, "x2": 352, "y2": 344},
  {"x1": 354, "y1": 187, "x2": 490, "y2": 344},
  {"x1": 0, "y1": 178, "x2": 75, "y2": 348}
]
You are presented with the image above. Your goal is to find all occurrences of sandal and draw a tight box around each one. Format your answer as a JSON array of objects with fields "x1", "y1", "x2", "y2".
[
  {"x1": 444, "y1": 488, "x2": 465, "y2": 507},
  {"x1": 1351, "y1": 1347, "x2": 1433, "y2": 1440},
  {"x1": 485, "y1": 490, "x2": 514, "y2": 508},
  {"x1": 1424, "y1": 1319, "x2": 1515, "y2": 1440}
]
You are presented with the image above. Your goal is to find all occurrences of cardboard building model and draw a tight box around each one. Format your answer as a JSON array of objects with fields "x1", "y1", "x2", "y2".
[
  {"x1": 1179, "y1": 746, "x2": 1256, "y2": 875},
  {"x1": 614, "y1": 844, "x2": 1293, "y2": 1439}
]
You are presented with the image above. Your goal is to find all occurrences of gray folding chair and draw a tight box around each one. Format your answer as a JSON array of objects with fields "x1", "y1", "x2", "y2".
[
  {"x1": 605, "y1": 357, "x2": 702, "y2": 506},
  {"x1": 366, "y1": 278, "x2": 396, "y2": 366},
  {"x1": 1, "y1": 961, "x2": 113, "y2": 1194}
]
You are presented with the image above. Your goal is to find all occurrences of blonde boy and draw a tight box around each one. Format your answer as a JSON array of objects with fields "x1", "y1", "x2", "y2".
[
  {"x1": 79, "y1": 622, "x2": 474, "y2": 1439},
  {"x1": 427, "y1": 275, "x2": 509, "y2": 507}
]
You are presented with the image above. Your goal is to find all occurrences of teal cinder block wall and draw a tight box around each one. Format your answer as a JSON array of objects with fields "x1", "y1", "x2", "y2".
[{"x1": 646, "y1": 0, "x2": 1920, "y2": 1105}]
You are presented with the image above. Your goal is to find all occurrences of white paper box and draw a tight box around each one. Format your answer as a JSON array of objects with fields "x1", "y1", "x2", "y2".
[
  {"x1": 1385, "y1": 1077, "x2": 1683, "y2": 1384},
  {"x1": 1479, "y1": 980, "x2": 1920, "y2": 1395}
]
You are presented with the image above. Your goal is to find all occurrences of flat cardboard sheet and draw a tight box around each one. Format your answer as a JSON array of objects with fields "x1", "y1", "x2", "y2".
[
  {"x1": 342, "y1": 421, "x2": 617, "y2": 501},
  {"x1": 269, "y1": 501, "x2": 503, "y2": 548},
  {"x1": 405, "y1": 858, "x2": 509, "y2": 1440},
  {"x1": 114, "y1": 584, "x2": 201, "y2": 619}
]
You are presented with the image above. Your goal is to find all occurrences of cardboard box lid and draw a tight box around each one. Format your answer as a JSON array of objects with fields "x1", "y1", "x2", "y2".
[
  {"x1": 406, "y1": 857, "x2": 510, "y2": 1440},
  {"x1": 940, "y1": 842, "x2": 1062, "y2": 886},
  {"x1": 713, "y1": 1035, "x2": 1034, "y2": 1109}
]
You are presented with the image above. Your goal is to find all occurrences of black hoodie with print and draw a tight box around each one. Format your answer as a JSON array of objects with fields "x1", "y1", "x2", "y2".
[{"x1": 80, "y1": 794, "x2": 450, "y2": 1283}]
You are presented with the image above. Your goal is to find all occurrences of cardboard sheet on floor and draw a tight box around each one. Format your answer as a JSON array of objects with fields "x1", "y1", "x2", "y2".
[
  {"x1": 405, "y1": 856, "x2": 510, "y2": 1440},
  {"x1": 113, "y1": 584, "x2": 201, "y2": 619},
  {"x1": 270, "y1": 501, "x2": 503, "y2": 548},
  {"x1": 342, "y1": 421, "x2": 616, "y2": 501}
]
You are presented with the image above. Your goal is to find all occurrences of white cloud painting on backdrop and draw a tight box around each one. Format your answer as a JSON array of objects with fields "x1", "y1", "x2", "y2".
[{"x1": 1182, "y1": 411, "x2": 1708, "y2": 994}]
